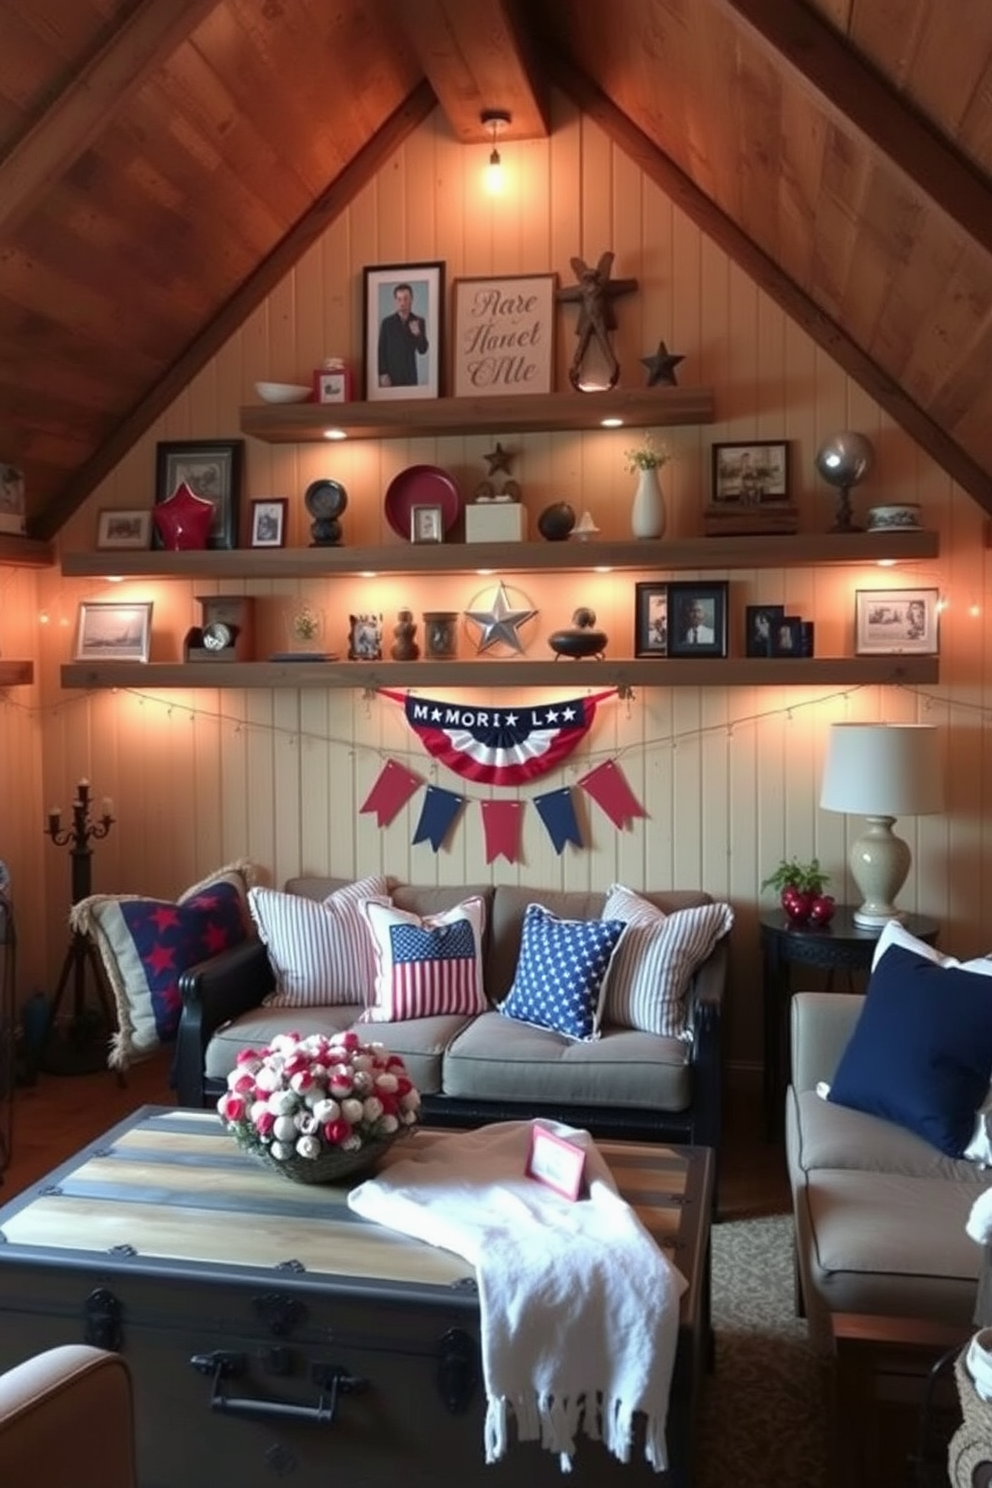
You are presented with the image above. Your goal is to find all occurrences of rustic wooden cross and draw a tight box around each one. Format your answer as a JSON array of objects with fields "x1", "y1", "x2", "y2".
[{"x1": 556, "y1": 251, "x2": 639, "y2": 390}]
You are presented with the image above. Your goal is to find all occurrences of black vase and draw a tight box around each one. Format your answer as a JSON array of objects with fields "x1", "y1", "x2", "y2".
[{"x1": 538, "y1": 502, "x2": 576, "y2": 541}]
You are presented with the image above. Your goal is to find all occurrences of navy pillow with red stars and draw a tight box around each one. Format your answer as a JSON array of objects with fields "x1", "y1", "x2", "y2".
[{"x1": 69, "y1": 861, "x2": 257, "y2": 1070}]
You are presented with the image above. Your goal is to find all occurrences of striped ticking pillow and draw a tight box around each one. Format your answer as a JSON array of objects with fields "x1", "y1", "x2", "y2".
[
  {"x1": 359, "y1": 896, "x2": 488, "y2": 1022},
  {"x1": 601, "y1": 885, "x2": 734, "y2": 1039},
  {"x1": 252, "y1": 876, "x2": 388, "y2": 1008}
]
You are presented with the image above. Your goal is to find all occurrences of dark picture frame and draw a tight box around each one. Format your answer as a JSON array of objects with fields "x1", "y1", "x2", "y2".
[
  {"x1": 770, "y1": 615, "x2": 803, "y2": 656},
  {"x1": 855, "y1": 587, "x2": 940, "y2": 655},
  {"x1": 667, "y1": 581, "x2": 729, "y2": 658},
  {"x1": 154, "y1": 439, "x2": 243, "y2": 550},
  {"x1": 745, "y1": 603, "x2": 784, "y2": 657},
  {"x1": 634, "y1": 582, "x2": 669, "y2": 657},
  {"x1": 363, "y1": 261, "x2": 444, "y2": 401},
  {"x1": 250, "y1": 498, "x2": 287, "y2": 548},
  {"x1": 711, "y1": 441, "x2": 790, "y2": 506}
]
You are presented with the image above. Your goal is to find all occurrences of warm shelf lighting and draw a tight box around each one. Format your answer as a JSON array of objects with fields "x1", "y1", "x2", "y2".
[
  {"x1": 323, "y1": 428, "x2": 347, "y2": 441},
  {"x1": 600, "y1": 417, "x2": 624, "y2": 428},
  {"x1": 481, "y1": 108, "x2": 511, "y2": 195}
]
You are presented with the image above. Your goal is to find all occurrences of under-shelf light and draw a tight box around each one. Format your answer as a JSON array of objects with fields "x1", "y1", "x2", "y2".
[
  {"x1": 323, "y1": 428, "x2": 347, "y2": 441},
  {"x1": 600, "y1": 417, "x2": 623, "y2": 428}
]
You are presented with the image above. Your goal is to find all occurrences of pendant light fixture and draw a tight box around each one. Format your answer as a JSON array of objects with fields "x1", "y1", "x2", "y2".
[{"x1": 481, "y1": 109, "x2": 511, "y2": 194}]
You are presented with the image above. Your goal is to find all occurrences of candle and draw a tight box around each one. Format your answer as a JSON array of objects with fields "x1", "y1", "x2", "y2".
[
  {"x1": 102, "y1": 797, "x2": 114, "y2": 819},
  {"x1": 48, "y1": 807, "x2": 60, "y2": 833}
]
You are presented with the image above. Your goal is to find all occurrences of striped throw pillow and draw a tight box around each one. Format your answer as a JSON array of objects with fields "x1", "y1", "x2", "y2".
[
  {"x1": 252, "y1": 876, "x2": 388, "y2": 1007},
  {"x1": 359, "y1": 896, "x2": 488, "y2": 1022},
  {"x1": 601, "y1": 885, "x2": 733, "y2": 1039}
]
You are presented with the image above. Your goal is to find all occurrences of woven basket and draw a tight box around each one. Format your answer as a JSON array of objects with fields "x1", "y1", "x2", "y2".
[
  {"x1": 948, "y1": 1348, "x2": 992, "y2": 1488},
  {"x1": 238, "y1": 1134, "x2": 399, "y2": 1185}
]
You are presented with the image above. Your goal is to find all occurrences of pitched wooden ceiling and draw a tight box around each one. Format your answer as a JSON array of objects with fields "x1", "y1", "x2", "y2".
[{"x1": 3, "y1": 0, "x2": 992, "y2": 540}]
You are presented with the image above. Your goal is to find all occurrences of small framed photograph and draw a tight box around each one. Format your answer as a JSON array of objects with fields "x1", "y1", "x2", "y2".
[
  {"x1": 363, "y1": 261, "x2": 444, "y2": 401},
  {"x1": 771, "y1": 615, "x2": 803, "y2": 656},
  {"x1": 667, "y1": 581, "x2": 729, "y2": 658},
  {"x1": 855, "y1": 588, "x2": 940, "y2": 655},
  {"x1": 154, "y1": 439, "x2": 243, "y2": 550},
  {"x1": 73, "y1": 601, "x2": 153, "y2": 663},
  {"x1": 634, "y1": 582, "x2": 669, "y2": 657},
  {"x1": 745, "y1": 604, "x2": 784, "y2": 657},
  {"x1": 95, "y1": 509, "x2": 152, "y2": 551},
  {"x1": 348, "y1": 612, "x2": 383, "y2": 661},
  {"x1": 250, "y1": 498, "x2": 287, "y2": 548},
  {"x1": 526, "y1": 1125, "x2": 586, "y2": 1201},
  {"x1": 712, "y1": 441, "x2": 790, "y2": 505},
  {"x1": 411, "y1": 503, "x2": 443, "y2": 544},
  {"x1": 451, "y1": 273, "x2": 557, "y2": 397},
  {"x1": 313, "y1": 369, "x2": 349, "y2": 403}
]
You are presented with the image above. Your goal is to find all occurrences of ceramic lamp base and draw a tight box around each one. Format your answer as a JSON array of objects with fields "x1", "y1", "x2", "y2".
[{"x1": 850, "y1": 816, "x2": 911, "y2": 926}]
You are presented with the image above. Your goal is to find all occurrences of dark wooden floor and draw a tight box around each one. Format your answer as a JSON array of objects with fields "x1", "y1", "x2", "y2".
[{"x1": 1, "y1": 1055, "x2": 790, "y2": 1215}]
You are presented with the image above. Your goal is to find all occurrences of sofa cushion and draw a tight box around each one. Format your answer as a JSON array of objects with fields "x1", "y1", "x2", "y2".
[
  {"x1": 443, "y1": 1010, "x2": 692, "y2": 1110},
  {"x1": 251, "y1": 876, "x2": 387, "y2": 1008},
  {"x1": 499, "y1": 903, "x2": 625, "y2": 1040},
  {"x1": 828, "y1": 945, "x2": 992, "y2": 1158},
  {"x1": 71, "y1": 859, "x2": 256, "y2": 1069},
  {"x1": 359, "y1": 896, "x2": 488, "y2": 1022},
  {"x1": 600, "y1": 885, "x2": 734, "y2": 1038}
]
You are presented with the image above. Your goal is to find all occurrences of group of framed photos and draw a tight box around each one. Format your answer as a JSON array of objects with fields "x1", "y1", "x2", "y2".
[{"x1": 635, "y1": 583, "x2": 940, "y2": 660}]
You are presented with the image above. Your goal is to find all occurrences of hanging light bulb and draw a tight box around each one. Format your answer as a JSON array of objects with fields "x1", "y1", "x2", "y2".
[{"x1": 481, "y1": 109, "x2": 510, "y2": 195}]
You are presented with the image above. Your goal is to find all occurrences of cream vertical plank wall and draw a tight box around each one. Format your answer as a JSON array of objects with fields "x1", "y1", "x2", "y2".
[{"x1": 25, "y1": 90, "x2": 989, "y2": 1081}]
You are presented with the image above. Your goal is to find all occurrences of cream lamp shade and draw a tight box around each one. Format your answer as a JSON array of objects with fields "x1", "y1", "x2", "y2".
[{"x1": 819, "y1": 723, "x2": 943, "y2": 927}]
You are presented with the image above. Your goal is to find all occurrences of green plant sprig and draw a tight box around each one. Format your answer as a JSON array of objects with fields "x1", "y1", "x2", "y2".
[{"x1": 760, "y1": 857, "x2": 830, "y2": 895}]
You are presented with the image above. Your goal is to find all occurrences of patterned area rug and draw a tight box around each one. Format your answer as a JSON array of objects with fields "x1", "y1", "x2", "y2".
[{"x1": 695, "y1": 1213, "x2": 830, "y2": 1487}]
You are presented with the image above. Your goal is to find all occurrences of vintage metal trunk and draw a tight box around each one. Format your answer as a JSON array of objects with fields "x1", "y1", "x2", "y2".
[{"x1": 0, "y1": 1108, "x2": 712, "y2": 1488}]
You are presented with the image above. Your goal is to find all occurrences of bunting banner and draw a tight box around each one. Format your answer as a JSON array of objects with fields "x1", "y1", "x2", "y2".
[
  {"x1": 412, "y1": 785, "x2": 465, "y2": 852},
  {"x1": 578, "y1": 760, "x2": 648, "y2": 830},
  {"x1": 378, "y1": 688, "x2": 617, "y2": 786},
  {"x1": 480, "y1": 799, "x2": 525, "y2": 865},
  {"x1": 533, "y1": 788, "x2": 583, "y2": 854},
  {"x1": 360, "y1": 759, "x2": 422, "y2": 827}
]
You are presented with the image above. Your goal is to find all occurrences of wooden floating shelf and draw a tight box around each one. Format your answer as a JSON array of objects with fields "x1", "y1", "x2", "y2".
[
  {"x1": 239, "y1": 386, "x2": 716, "y2": 443},
  {"x1": 60, "y1": 529, "x2": 939, "y2": 580},
  {"x1": 0, "y1": 661, "x2": 34, "y2": 686},
  {"x1": 0, "y1": 536, "x2": 53, "y2": 568},
  {"x1": 60, "y1": 657, "x2": 940, "y2": 692}
]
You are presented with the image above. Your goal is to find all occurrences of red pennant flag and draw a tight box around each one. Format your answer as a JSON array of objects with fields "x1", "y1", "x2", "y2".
[
  {"x1": 480, "y1": 800, "x2": 525, "y2": 865},
  {"x1": 578, "y1": 760, "x2": 647, "y2": 830},
  {"x1": 360, "y1": 759, "x2": 422, "y2": 827}
]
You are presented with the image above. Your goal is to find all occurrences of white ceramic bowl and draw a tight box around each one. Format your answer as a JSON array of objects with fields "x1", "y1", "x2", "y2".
[
  {"x1": 255, "y1": 381, "x2": 312, "y2": 404},
  {"x1": 866, "y1": 503, "x2": 922, "y2": 531}
]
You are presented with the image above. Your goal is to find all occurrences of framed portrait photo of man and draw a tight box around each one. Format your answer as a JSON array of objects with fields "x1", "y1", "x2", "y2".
[
  {"x1": 363, "y1": 261, "x2": 444, "y2": 401},
  {"x1": 667, "y1": 581, "x2": 729, "y2": 658}
]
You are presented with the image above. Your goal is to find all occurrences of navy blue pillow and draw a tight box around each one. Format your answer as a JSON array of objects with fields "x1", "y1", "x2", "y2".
[
  {"x1": 828, "y1": 945, "x2": 992, "y2": 1157},
  {"x1": 500, "y1": 904, "x2": 626, "y2": 1041}
]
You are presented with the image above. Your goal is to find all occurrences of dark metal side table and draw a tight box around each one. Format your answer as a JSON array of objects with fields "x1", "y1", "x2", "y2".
[{"x1": 760, "y1": 906, "x2": 939, "y2": 1139}]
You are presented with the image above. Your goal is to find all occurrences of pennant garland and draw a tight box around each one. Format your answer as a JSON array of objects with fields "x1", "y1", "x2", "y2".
[
  {"x1": 359, "y1": 759, "x2": 422, "y2": 826},
  {"x1": 480, "y1": 800, "x2": 525, "y2": 865},
  {"x1": 533, "y1": 788, "x2": 584, "y2": 855},
  {"x1": 578, "y1": 760, "x2": 649, "y2": 830},
  {"x1": 412, "y1": 785, "x2": 465, "y2": 852}
]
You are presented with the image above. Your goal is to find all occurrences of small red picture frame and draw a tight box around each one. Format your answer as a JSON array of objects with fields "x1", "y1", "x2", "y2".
[{"x1": 526, "y1": 1126, "x2": 586, "y2": 1201}]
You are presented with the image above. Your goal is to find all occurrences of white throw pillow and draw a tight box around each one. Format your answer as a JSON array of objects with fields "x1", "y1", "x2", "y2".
[
  {"x1": 600, "y1": 885, "x2": 734, "y2": 1039},
  {"x1": 869, "y1": 920, "x2": 992, "y2": 1163},
  {"x1": 252, "y1": 875, "x2": 388, "y2": 1007},
  {"x1": 360, "y1": 896, "x2": 488, "y2": 1022}
]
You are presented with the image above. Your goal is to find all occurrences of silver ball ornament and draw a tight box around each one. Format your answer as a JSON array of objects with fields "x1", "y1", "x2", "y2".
[{"x1": 814, "y1": 432, "x2": 874, "y2": 489}]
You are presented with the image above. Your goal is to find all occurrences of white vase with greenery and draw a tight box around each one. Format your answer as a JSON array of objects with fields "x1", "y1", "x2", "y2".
[{"x1": 625, "y1": 434, "x2": 669, "y2": 539}]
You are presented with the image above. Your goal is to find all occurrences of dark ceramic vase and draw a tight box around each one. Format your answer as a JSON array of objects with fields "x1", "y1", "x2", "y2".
[{"x1": 537, "y1": 502, "x2": 576, "y2": 541}]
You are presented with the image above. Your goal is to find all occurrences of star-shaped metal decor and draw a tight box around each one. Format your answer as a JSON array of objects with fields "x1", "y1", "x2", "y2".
[
  {"x1": 464, "y1": 581, "x2": 537, "y2": 654},
  {"x1": 483, "y1": 442, "x2": 514, "y2": 476},
  {"x1": 641, "y1": 340, "x2": 685, "y2": 387}
]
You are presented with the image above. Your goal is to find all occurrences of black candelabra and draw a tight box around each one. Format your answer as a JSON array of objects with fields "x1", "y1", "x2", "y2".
[{"x1": 44, "y1": 779, "x2": 117, "y2": 1068}]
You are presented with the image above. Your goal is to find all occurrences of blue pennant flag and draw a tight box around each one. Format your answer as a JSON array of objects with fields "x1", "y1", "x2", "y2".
[
  {"x1": 412, "y1": 785, "x2": 465, "y2": 852},
  {"x1": 534, "y1": 788, "x2": 583, "y2": 854}
]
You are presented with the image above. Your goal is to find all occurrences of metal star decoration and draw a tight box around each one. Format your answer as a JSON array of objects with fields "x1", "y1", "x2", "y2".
[
  {"x1": 641, "y1": 340, "x2": 685, "y2": 387},
  {"x1": 483, "y1": 442, "x2": 514, "y2": 476},
  {"x1": 464, "y1": 581, "x2": 537, "y2": 654}
]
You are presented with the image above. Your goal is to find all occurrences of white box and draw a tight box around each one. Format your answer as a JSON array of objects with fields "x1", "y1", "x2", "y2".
[{"x1": 464, "y1": 502, "x2": 528, "y2": 542}]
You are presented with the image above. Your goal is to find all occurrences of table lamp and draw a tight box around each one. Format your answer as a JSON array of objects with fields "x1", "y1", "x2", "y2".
[{"x1": 819, "y1": 723, "x2": 943, "y2": 927}]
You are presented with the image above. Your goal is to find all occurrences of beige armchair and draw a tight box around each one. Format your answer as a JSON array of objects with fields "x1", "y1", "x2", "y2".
[{"x1": 0, "y1": 1344, "x2": 136, "y2": 1487}]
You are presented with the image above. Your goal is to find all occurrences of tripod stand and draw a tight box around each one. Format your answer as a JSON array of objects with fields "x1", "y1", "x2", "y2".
[{"x1": 43, "y1": 781, "x2": 119, "y2": 1076}]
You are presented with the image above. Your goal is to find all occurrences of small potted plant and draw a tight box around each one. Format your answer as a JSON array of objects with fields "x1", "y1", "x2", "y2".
[{"x1": 761, "y1": 857, "x2": 834, "y2": 925}]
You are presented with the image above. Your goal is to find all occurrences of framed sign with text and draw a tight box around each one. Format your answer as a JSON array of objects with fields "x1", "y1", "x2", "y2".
[{"x1": 451, "y1": 273, "x2": 556, "y2": 397}]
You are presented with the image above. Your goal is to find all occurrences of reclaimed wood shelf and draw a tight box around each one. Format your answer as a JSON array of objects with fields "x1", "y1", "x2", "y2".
[
  {"x1": 60, "y1": 656, "x2": 939, "y2": 692},
  {"x1": 60, "y1": 529, "x2": 939, "y2": 580},
  {"x1": 239, "y1": 386, "x2": 716, "y2": 443},
  {"x1": 0, "y1": 661, "x2": 34, "y2": 686},
  {"x1": 0, "y1": 536, "x2": 53, "y2": 568}
]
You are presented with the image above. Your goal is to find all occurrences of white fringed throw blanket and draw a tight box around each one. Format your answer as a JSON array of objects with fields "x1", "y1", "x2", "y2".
[{"x1": 348, "y1": 1120, "x2": 686, "y2": 1472}]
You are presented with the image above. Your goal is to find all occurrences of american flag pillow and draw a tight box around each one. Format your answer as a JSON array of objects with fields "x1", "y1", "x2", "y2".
[{"x1": 360, "y1": 896, "x2": 488, "y2": 1022}]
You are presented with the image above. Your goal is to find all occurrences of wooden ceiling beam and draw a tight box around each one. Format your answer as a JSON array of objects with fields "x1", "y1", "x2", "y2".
[
  {"x1": 715, "y1": 0, "x2": 992, "y2": 259},
  {"x1": 385, "y1": 0, "x2": 549, "y2": 142},
  {"x1": 0, "y1": 0, "x2": 222, "y2": 238},
  {"x1": 547, "y1": 52, "x2": 992, "y2": 518},
  {"x1": 35, "y1": 82, "x2": 438, "y2": 541}
]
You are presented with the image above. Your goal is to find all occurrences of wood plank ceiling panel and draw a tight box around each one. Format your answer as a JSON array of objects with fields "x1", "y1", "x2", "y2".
[{"x1": 0, "y1": 2, "x2": 131, "y2": 144}]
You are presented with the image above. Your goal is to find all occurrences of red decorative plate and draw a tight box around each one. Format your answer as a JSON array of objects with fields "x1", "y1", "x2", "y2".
[{"x1": 384, "y1": 465, "x2": 461, "y2": 541}]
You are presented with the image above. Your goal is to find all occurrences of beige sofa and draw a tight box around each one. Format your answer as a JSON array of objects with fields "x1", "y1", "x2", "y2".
[
  {"x1": 786, "y1": 990, "x2": 991, "y2": 1346},
  {"x1": 173, "y1": 878, "x2": 730, "y2": 1172}
]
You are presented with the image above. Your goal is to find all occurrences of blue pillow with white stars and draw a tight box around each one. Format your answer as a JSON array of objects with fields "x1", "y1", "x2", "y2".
[{"x1": 499, "y1": 903, "x2": 627, "y2": 1041}]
